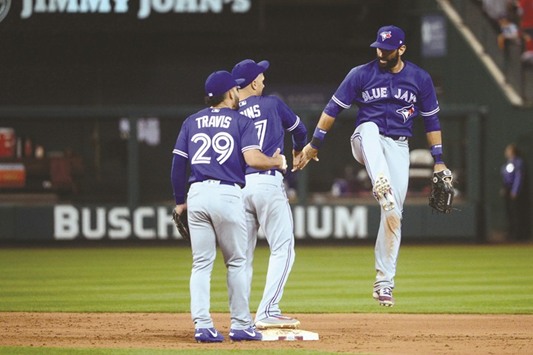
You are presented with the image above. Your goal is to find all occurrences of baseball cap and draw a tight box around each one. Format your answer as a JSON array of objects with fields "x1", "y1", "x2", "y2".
[
  {"x1": 205, "y1": 70, "x2": 245, "y2": 97},
  {"x1": 231, "y1": 59, "x2": 270, "y2": 88},
  {"x1": 370, "y1": 25, "x2": 405, "y2": 50}
]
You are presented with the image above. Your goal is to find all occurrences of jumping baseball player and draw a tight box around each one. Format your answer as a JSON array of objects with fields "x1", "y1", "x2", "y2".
[
  {"x1": 231, "y1": 59, "x2": 308, "y2": 329},
  {"x1": 293, "y1": 25, "x2": 451, "y2": 306},
  {"x1": 171, "y1": 70, "x2": 287, "y2": 342}
]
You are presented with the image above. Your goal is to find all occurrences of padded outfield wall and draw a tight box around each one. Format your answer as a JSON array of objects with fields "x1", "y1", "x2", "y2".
[
  {"x1": 0, "y1": 106, "x2": 483, "y2": 242},
  {"x1": 0, "y1": 203, "x2": 477, "y2": 242}
]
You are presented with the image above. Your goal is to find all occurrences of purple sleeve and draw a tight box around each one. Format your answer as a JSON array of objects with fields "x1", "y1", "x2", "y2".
[
  {"x1": 324, "y1": 67, "x2": 360, "y2": 117},
  {"x1": 171, "y1": 154, "x2": 188, "y2": 204},
  {"x1": 240, "y1": 117, "x2": 262, "y2": 152},
  {"x1": 323, "y1": 99, "x2": 345, "y2": 118},
  {"x1": 276, "y1": 98, "x2": 308, "y2": 151},
  {"x1": 291, "y1": 118, "x2": 308, "y2": 151},
  {"x1": 419, "y1": 73, "x2": 441, "y2": 132},
  {"x1": 171, "y1": 122, "x2": 189, "y2": 204}
]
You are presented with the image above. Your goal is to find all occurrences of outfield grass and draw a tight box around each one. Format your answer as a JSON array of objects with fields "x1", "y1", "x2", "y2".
[{"x1": 1, "y1": 244, "x2": 532, "y2": 314}]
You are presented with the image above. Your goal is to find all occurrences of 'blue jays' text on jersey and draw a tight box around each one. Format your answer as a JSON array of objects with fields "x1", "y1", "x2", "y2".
[
  {"x1": 172, "y1": 107, "x2": 260, "y2": 191},
  {"x1": 326, "y1": 60, "x2": 441, "y2": 137},
  {"x1": 237, "y1": 95, "x2": 307, "y2": 174}
]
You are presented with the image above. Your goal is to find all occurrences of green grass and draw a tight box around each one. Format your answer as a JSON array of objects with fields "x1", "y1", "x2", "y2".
[
  {"x1": 1, "y1": 244, "x2": 532, "y2": 314},
  {"x1": 1, "y1": 244, "x2": 533, "y2": 354}
]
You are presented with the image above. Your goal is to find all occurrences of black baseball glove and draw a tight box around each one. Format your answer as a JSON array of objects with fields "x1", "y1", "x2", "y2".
[
  {"x1": 429, "y1": 169, "x2": 455, "y2": 214},
  {"x1": 172, "y1": 209, "x2": 190, "y2": 242}
]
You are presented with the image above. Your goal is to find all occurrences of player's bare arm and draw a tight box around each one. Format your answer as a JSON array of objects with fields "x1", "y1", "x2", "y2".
[
  {"x1": 426, "y1": 130, "x2": 447, "y2": 172},
  {"x1": 293, "y1": 112, "x2": 336, "y2": 171},
  {"x1": 244, "y1": 148, "x2": 287, "y2": 172}
]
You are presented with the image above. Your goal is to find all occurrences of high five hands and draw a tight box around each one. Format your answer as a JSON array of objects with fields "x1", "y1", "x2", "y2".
[{"x1": 292, "y1": 143, "x2": 319, "y2": 172}]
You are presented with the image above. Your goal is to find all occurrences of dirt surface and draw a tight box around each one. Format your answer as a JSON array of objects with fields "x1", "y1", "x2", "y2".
[{"x1": 1, "y1": 312, "x2": 533, "y2": 354}]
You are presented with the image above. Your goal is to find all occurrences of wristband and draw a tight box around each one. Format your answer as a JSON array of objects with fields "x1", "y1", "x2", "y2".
[
  {"x1": 310, "y1": 127, "x2": 327, "y2": 149},
  {"x1": 430, "y1": 144, "x2": 444, "y2": 164}
]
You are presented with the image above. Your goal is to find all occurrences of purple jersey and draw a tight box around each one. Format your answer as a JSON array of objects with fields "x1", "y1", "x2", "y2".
[
  {"x1": 237, "y1": 95, "x2": 307, "y2": 174},
  {"x1": 325, "y1": 60, "x2": 441, "y2": 137},
  {"x1": 171, "y1": 107, "x2": 260, "y2": 203}
]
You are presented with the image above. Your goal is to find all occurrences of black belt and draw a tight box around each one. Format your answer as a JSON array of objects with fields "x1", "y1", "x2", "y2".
[
  {"x1": 219, "y1": 180, "x2": 238, "y2": 186},
  {"x1": 219, "y1": 180, "x2": 244, "y2": 188},
  {"x1": 385, "y1": 135, "x2": 408, "y2": 141},
  {"x1": 201, "y1": 179, "x2": 243, "y2": 188}
]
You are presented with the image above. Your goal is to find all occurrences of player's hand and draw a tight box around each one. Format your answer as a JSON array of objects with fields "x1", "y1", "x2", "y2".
[
  {"x1": 292, "y1": 149, "x2": 303, "y2": 171},
  {"x1": 272, "y1": 148, "x2": 288, "y2": 173},
  {"x1": 292, "y1": 143, "x2": 319, "y2": 172},
  {"x1": 174, "y1": 203, "x2": 187, "y2": 216},
  {"x1": 433, "y1": 163, "x2": 448, "y2": 173}
]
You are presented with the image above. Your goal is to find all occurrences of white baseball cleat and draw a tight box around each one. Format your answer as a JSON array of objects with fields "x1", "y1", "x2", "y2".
[
  {"x1": 373, "y1": 287, "x2": 395, "y2": 307},
  {"x1": 373, "y1": 175, "x2": 395, "y2": 211}
]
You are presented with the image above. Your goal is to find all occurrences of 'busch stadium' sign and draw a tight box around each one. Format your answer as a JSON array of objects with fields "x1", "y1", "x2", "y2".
[{"x1": 53, "y1": 205, "x2": 369, "y2": 241}]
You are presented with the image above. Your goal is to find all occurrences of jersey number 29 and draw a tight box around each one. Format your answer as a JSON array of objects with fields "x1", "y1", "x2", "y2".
[{"x1": 190, "y1": 132, "x2": 234, "y2": 165}]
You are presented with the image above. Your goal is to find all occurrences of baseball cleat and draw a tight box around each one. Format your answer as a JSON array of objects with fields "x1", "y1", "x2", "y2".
[
  {"x1": 373, "y1": 175, "x2": 395, "y2": 211},
  {"x1": 229, "y1": 326, "x2": 262, "y2": 341},
  {"x1": 373, "y1": 287, "x2": 395, "y2": 307},
  {"x1": 194, "y1": 327, "x2": 224, "y2": 343},
  {"x1": 255, "y1": 315, "x2": 301, "y2": 329}
]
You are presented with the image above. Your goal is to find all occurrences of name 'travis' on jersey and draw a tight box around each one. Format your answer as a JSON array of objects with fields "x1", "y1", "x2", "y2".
[
  {"x1": 195, "y1": 114, "x2": 232, "y2": 129},
  {"x1": 362, "y1": 88, "x2": 417, "y2": 104}
]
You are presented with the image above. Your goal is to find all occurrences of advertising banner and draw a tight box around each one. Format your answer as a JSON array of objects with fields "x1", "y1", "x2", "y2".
[{"x1": 0, "y1": 203, "x2": 477, "y2": 242}]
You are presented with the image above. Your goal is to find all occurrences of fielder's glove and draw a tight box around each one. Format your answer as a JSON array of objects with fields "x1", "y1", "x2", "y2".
[
  {"x1": 172, "y1": 209, "x2": 190, "y2": 242},
  {"x1": 429, "y1": 169, "x2": 455, "y2": 214}
]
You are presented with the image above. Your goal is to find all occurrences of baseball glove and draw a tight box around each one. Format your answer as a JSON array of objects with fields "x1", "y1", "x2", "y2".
[
  {"x1": 172, "y1": 209, "x2": 190, "y2": 242},
  {"x1": 429, "y1": 169, "x2": 455, "y2": 214}
]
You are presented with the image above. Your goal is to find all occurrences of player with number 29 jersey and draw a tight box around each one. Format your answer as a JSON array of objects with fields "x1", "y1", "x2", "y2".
[
  {"x1": 171, "y1": 70, "x2": 286, "y2": 343},
  {"x1": 172, "y1": 106, "x2": 259, "y2": 196}
]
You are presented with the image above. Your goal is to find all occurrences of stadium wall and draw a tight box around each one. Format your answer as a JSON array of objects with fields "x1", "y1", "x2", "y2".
[{"x1": 0, "y1": 204, "x2": 477, "y2": 243}]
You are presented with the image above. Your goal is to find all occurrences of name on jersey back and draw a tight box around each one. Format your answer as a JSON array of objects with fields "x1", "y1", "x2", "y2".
[{"x1": 195, "y1": 115, "x2": 232, "y2": 129}]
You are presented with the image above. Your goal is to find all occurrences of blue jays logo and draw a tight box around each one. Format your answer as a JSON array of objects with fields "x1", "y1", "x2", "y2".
[
  {"x1": 380, "y1": 31, "x2": 392, "y2": 41},
  {"x1": 396, "y1": 104, "x2": 415, "y2": 122}
]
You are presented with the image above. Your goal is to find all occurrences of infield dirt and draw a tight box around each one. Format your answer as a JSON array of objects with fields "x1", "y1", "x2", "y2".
[{"x1": 1, "y1": 312, "x2": 533, "y2": 354}]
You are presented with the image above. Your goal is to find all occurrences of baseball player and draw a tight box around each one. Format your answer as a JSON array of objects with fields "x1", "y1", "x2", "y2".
[
  {"x1": 500, "y1": 143, "x2": 531, "y2": 241},
  {"x1": 293, "y1": 25, "x2": 450, "y2": 306},
  {"x1": 231, "y1": 59, "x2": 308, "y2": 329},
  {"x1": 171, "y1": 70, "x2": 287, "y2": 342}
]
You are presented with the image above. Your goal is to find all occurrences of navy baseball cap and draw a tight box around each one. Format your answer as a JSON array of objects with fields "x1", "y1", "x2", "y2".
[
  {"x1": 205, "y1": 70, "x2": 245, "y2": 97},
  {"x1": 231, "y1": 59, "x2": 270, "y2": 88},
  {"x1": 370, "y1": 25, "x2": 405, "y2": 50}
]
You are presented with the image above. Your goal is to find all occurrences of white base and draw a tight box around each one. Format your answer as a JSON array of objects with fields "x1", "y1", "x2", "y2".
[{"x1": 260, "y1": 328, "x2": 319, "y2": 341}]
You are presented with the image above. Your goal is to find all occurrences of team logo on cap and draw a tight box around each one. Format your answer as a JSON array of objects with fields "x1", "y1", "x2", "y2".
[
  {"x1": 380, "y1": 31, "x2": 392, "y2": 42},
  {"x1": 0, "y1": 0, "x2": 11, "y2": 23}
]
